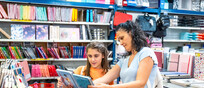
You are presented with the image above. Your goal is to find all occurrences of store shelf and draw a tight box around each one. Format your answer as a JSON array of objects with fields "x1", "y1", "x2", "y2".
[
  {"x1": 0, "y1": 58, "x2": 113, "y2": 62},
  {"x1": 168, "y1": 26, "x2": 201, "y2": 30},
  {"x1": 0, "y1": 39, "x2": 53, "y2": 42},
  {"x1": 161, "y1": 9, "x2": 204, "y2": 16},
  {"x1": 30, "y1": 77, "x2": 59, "y2": 80},
  {"x1": 117, "y1": 6, "x2": 159, "y2": 13},
  {"x1": 54, "y1": 40, "x2": 114, "y2": 43},
  {"x1": 53, "y1": 22, "x2": 110, "y2": 25},
  {"x1": 0, "y1": 39, "x2": 114, "y2": 43},
  {"x1": 201, "y1": 28, "x2": 204, "y2": 30},
  {"x1": 0, "y1": 0, "x2": 114, "y2": 9},
  {"x1": 163, "y1": 40, "x2": 204, "y2": 43},
  {"x1": 0, "y1": 59, "x2": 5, "y2": 61},
  {"x1": 0, "y1": 19, "x2": 110, "y2": 25}
]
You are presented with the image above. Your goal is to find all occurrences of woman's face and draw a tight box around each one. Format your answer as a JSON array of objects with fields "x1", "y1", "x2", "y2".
[
  {"x1": 116, "y1": 29, "x2": 132, "y2": 52},
  {"x1": 87, "y1": 48, "x2": 104, "y2": 69}
]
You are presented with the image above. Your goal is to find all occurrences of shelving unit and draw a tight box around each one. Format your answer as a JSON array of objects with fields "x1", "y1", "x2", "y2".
[
  {"x1": 0, "y1": 39, "x2": 54, "y2": 42},
  {"x1": 0, "y1": 0, "x2": 203, "y2": 86},
  {"x1": 168, "y1": 27, "x2": 202, "y2": 30},
  {"x1": 0, "y1": 19, "x2": 110, "y2": 25},
  {"x1": 53, "y1": 40, "x2": 113, "y2": 43},
  {"x1": 0, "y1": 39, "x2": 113, "y2": 43},
  {"x1": 30, "y1": 77, "x2": 59, "y2": 80},
  {"x1": 161, "y1": 9, "x2": 204, "y2": 16},
  {"x1": 0, "y1": 0, "x2": 115, "y2": 9},
  {"x1": 163, "y1": 40, "x2": 204, "y2": 43},
  {"x1": 0, "y1": 58, "x2": 113, "y2": 62},
  {"x1": 117, "y1": 6, "x2": 159, "y2": 13},
  {"x1": 0, "y1": 1, "x2": 116, "y2": 84},
  {"x1": 161, "y1": 7, "x2": 204, "y2": 49}
]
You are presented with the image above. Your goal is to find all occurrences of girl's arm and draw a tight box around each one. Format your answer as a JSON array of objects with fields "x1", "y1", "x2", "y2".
[{"x1": 93, "y1": 64, "x2": 121, "y2": 84}]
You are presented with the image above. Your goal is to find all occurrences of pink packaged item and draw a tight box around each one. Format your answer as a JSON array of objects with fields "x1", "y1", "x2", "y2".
[
  {"x1": 31, "y1": 65, "x2": 36, "y2": 77},
  {"x1": 35, "y1": 64, "x2": 42, "y2": 77},
  {"x1": 150, "y1": 43, "x2": 162, "y2": 48},
  {"x1": 96, "y1": 0, "x2": 105, "y2": 4},
  {"x1": 32, "y1": 64, "x2": 42, "y2": 77}
]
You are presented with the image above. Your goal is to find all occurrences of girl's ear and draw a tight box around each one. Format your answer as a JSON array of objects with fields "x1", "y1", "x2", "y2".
[
  {"x1": 128, "y1": 31, "x2": 132, "y2": 35},
  {"x1": 102, "y1": 55, "x2": 104, "y2": 58}
]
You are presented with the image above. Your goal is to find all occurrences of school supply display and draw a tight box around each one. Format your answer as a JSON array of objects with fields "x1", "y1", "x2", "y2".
[
  {"x1": 91, "y1": 28, "x2": 107, "y2": 40},
  {"x1": 161, "y1": 72, "x2": 191, "y2": 79},
  {"x1": 136, "y1": 13, "x2": 156, "y2": 32},
  {"x1": 0, "y1": 3, "x2": 111, "y2": 23},
  {"x1": 0, "y1": 60, "x2": 29, "y2": 88},
  {"x1": 31, "y1": 64, "x2": 58, "y2": 77},
  {"x1": 29, "y1": 83, "x2": 55, "y2": 88},
  {"x1": 0, "y1": 28, "x2": 11, "y2": 39},
  {"x1": 11, "y1": 24, "x2": 23, "y2": 39},
  {"x1": 167, "y1": 53, "x2": 194, "y2": 75},
  {"x1": 36, "y1": 25, "x2": 48, "y2": 40},
  {"x1": 194, "y1": 53, "x2": 204, "y2": 80},
  {"x1": 153, "y1": 15, "x2": 170, "y2": 38},
  {"x1": 113, "y1": 12, "x2": 132, "y2": 26},
  {"x1": 170, "y1": 78, "x2": 204, "y2": 87},
  {"x1": 56, "y1": 69, "x2": 94, "y2": 88}
]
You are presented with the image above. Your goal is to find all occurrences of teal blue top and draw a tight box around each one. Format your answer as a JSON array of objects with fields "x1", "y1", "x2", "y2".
[{"x1": 117, "y1": 47, "x2": 159, "y2": 88}]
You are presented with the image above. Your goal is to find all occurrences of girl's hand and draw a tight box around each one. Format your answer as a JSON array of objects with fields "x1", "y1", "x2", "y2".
[
  {"x1": 57, "y1": 78, "x2": 65, "y2": 88},
  {"x1": 57, "y1": 78, "x2": 73, "y2": 88},
  {"x1": 88, "y1": 83, "x2": 110, "y2": 88}
]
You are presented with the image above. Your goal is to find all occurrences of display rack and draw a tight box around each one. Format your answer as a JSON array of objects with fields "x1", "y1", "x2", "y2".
[
  {"x1": 0, "y1": 19, "x2": 111, "y2": 25},
  {"x1": 168, "y1": 27, "x2": 202, "y2": 30},
  {"x1": 161, "y1": 9, "x2": 204, "y2": 16},
  {"x1": 0, "y1": 0, "x2": 115, "y2": 9},
  {"x1": 163, "y1": 40, "x2": 204, "y2": 43},
  {"x1": 0, "y1": 0, "x2": 116, "y2": 76},
  {"x1": 30, "y1": 77, "x2": 59, "y2": 80},
  {"x1": 117, "y1": 6, "x2": 159, "y2": 13},
  {"x1": 0, "y1": 58, "x2": 113, "y2": 62},
  {"x1": 0, "y1": 39, "x2": 113, "y2": 43}
]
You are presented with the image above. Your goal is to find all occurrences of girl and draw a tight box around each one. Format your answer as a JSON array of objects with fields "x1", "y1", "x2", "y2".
[{"x1": 57, "y1": 42, "x2": 113, "y2": 88}]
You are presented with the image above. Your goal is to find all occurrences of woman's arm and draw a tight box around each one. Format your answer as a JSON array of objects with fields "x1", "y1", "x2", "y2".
[
  {"x1": 93, "y1": 64, "x2": 121, "y2": 84},
  {"x1": 109, "y1": 56, "x2": 154, "y2": 88}
]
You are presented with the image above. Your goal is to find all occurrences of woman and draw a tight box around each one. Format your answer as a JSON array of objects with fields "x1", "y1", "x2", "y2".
[
  {"x1": 57, "y1": 42, "x2": 113, "y2": 88},
  {"x1": 89, "y1": 20, "x2": 159, "y2": 88}
]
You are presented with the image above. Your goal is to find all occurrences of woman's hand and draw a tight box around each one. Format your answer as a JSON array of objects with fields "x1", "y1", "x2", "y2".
[{"x1": 88, "y1": 83, "x2": 110, "y2": 88}]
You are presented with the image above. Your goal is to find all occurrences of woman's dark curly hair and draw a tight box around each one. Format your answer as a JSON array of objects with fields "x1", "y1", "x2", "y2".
[{"x1": 116, "y1": 20, "x2": 148, "y2": 52}]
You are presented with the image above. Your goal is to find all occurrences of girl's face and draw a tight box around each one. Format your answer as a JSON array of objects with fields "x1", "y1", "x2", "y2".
[
  {"x1": 116, "y1": 29, "x2": 132, "y2": 52},
  {"x1": 87, "y1": 48, "x2": 104, "y2": 69}
]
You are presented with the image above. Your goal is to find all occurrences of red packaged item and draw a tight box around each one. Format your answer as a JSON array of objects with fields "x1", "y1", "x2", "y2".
[
  {"x1": 48, "y1": 65, "x2": 58, "y2": 77},
  {"x1": 113, "y1": 12, "x2": 132, "y2": 26},
  {"x1": 122, "y1": 0, "x2": 127, "y2": 6},
  {"x1": 30, "y1": 83, "x2": 54, "y2": 88},
  {"x1": 110, "y1": 0, "x2": 114, "y2": 5}
]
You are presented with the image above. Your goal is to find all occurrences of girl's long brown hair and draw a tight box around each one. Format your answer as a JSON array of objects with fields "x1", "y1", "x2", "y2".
[{"x1": 84, "y1": 42, "x2": 109, "y2": 79}]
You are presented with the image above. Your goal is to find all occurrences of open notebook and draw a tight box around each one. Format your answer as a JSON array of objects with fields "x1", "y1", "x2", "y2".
[{"x1": 56, "y1": 69, "x2": 94, "y2": 88}]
